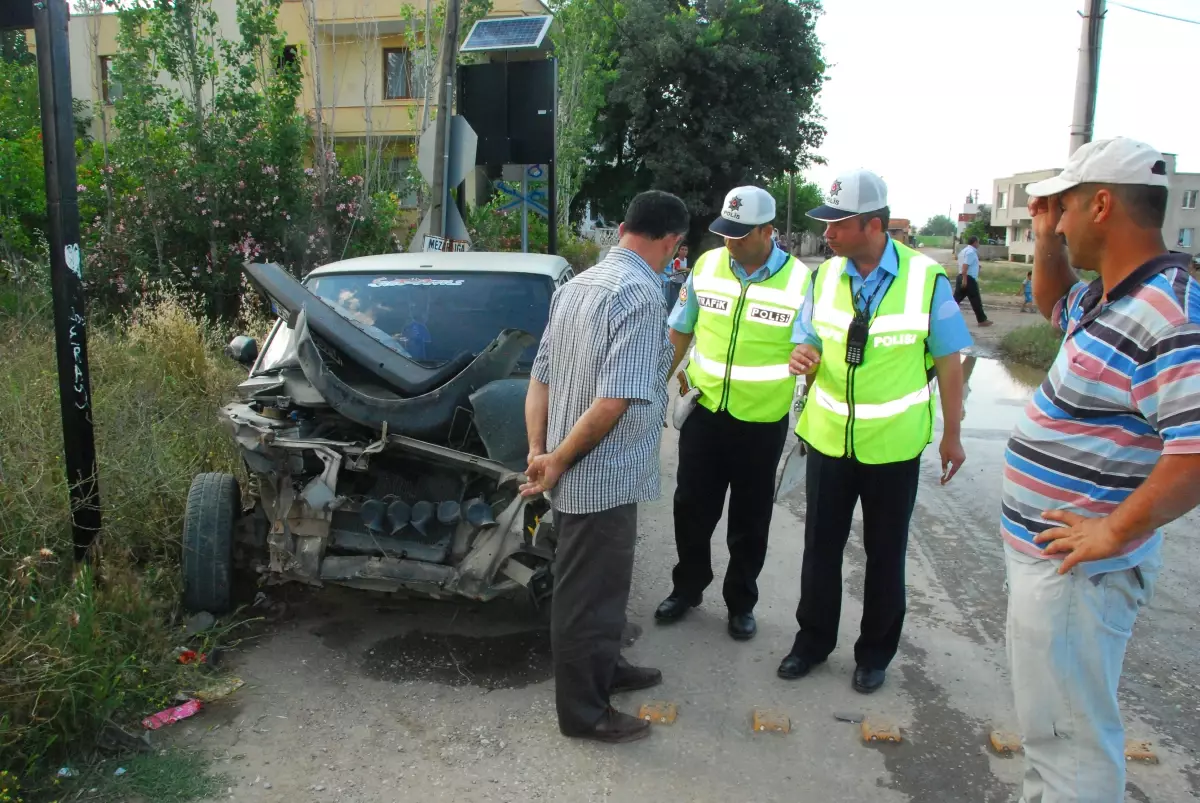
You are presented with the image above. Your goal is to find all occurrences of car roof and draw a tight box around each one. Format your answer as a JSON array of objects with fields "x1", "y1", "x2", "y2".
[{"x1": 305, "y1": 252, "x2": 571, "y2": 279}]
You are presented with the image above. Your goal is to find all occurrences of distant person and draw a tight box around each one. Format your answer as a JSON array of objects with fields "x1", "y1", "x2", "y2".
[
  {"x1": 954, "y1": 236, "x2": 992, "y2": 327},
  {"x1": 1005, "y1": 137, "x2": 1200, "y2": 802},
  {"x1": 667, "y1": 244, "x2": 690, "y2": 307},
  {"x1": 523, "y1": 190, "x2": 690, "y2": 744},
  {"x1": 1020, "y1": 270, "x2": 1033, "y2": 313}
]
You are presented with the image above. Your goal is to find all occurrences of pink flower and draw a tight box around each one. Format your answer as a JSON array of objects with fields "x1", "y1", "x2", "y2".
[{"x1": 77, "y1": 184, "x2": 87, "y2": 192}]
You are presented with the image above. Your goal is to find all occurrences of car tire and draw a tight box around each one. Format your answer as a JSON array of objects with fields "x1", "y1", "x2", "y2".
[{"x1": 182, "y1": 472, "x2": 239, "y2": 615}]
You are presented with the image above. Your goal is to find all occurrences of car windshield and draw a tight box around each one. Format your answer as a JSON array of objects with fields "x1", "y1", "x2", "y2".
[{"x1": 305, "y1": 271, "x2": 554, "y2": 370}]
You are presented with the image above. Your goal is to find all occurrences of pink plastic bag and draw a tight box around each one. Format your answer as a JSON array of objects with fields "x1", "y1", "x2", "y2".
[{"x1": 141, "y1": 698, "x2": 201, "y2": 730}]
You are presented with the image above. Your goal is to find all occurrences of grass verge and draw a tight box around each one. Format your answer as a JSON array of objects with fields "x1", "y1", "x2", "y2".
[
  {"x1": 999, "y1": 322, "x2": 1064, "y2": 370},
  {"x1": 0, "y1": 277, "x2": 249, "y2": 798}
]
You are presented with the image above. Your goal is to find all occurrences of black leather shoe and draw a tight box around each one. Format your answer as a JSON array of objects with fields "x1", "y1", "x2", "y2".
[
  {"x1": 562, "y1": 707, "x2": 651, "y2": 744},
  {"x1": 728, "y1": 612, "x2": 757, "y2": 641},
  {"x1": 777, "y1": 653, "x2": 824, "y2": 680},
  {"x1": 853, "y1": 666, "x2": 886, "y2": 694},
  {"x1": 611, "y1": 664, "x2": 663, "y2": 694},
  {"x1": 654, "y1": 595, "x2": 697, "y2": 623}
]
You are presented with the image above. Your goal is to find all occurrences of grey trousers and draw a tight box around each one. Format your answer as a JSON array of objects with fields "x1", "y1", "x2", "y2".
[{"x1": 551, "y1": 503, "x2": 637, "y2": 733}]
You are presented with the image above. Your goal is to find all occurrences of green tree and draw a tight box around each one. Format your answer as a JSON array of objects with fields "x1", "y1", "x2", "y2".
[
  {"x1": 579, "y1": 0, "x2": 826, "y2": 246},
  {"x1": 548, "y1": 0, "x2": 616, "y2": 231},
  {"x1": 765, "y1": 175, "x2": 825, "y2": 235},
  {"x1": 920, "y1": 214, "x2": 956, "y2": 237},
  {"x1": 0, "y1": 39, "x2": 46, "y2": 265}
]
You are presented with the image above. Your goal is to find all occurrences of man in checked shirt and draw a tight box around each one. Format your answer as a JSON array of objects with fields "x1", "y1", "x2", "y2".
[{"x1": 522, "y1": 190, "x2": 689, "y2": 744}]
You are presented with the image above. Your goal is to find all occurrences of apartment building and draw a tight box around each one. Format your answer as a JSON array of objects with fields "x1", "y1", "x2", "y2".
[
  {"x1": 30, "y1": 0, "x2": 548, "y2": 204},
  {"x1": 993, "y1": 155, "x2": 1200, "y2": 264}
]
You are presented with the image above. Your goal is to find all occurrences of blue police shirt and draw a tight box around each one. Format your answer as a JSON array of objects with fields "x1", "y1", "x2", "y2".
[
  {"x1": 791, "y1": 237, "x2": 972, "y2": 359},
  {"x1": 668, "y1": 244, "x2": 793, "y2": 333}
]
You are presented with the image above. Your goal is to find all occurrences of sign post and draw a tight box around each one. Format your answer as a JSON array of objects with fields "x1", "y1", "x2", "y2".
[{"x1": 26, "y1": 0, "x2": 103, "y2": 560}]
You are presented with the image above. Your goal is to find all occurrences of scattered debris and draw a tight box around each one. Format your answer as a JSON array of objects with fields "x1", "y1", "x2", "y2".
[
  {"x1": 195, "y1": 677, "x2": 245, "y2": 703},
  {"x1": 56, "y1": 767, "x2": 78, "y2": 779},
  {"x1": 1126, "y1": 739, "x2": 1159, "y2": 764},
  {"x1": 142, "y1": 699, "x2": 202, "y2": 730},
  {"x1": 751, "y1": 708, "x2": 791, "y2": 734},
  {"x1": 184, "y1": 611, "x2": 216, "y2": 636},
  {"x1": 989, "y1": 730, "x2": 1023, "y2": 756},
  {"x1": 834, "y1": 711, "x2": 865, "y2": 724},
  {"x1": 861, "y1": 718, "x2": 903, "y2": 744},
  {"x1": 113, "y1": 767, "x2": 127, "y2": 777},
  {"x1": 637, "y1": 701, "x2": 678, "y2": 725},
  {"x1": 177, "y1": 649, "x2": 208, "y2": 665}
]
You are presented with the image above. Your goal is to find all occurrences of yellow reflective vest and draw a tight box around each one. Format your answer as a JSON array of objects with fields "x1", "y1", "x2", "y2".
[
  {"x1": 685, "y1": 247, "x2": 810, "y2": 423},
  {"x1": 797, "y1": 242, "x2": 945, "y2": 463}
]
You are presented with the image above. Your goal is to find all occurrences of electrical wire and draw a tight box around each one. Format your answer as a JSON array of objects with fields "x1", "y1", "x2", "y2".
[{"x1": 1107, "y1": 1, "x2": 1200, "y2": 26}]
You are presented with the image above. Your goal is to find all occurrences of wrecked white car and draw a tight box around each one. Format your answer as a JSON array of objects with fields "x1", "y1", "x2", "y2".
[{"x1": 182, "y1": 252, "x2": 576, "y2": 614}]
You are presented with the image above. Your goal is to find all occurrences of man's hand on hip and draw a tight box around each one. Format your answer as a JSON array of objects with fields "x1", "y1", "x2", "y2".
[
  {"x1": 789, "y1": 344, "x2": 820, "y2": 376},
  {"x1": 939, "y1": 434, "x2": 965, "y2": 484},
  {"x1": 1034, "y1": 510, "x2": 1125, "y2": 574}
]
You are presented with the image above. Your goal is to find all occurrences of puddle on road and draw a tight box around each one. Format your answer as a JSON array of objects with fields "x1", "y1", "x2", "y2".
[
  {"x1": 361, "y1": 621, "x2": 642, "y2": 689},
  {"x1": 363, "y1": 629, "x2": 553, "y2": 689},
  {"x1": 938, "y1": 356, "x2": 1042, "y2": 437}
]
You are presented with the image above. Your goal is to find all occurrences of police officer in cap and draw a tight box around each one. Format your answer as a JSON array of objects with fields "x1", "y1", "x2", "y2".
[
  {"x1": 656, "y1": 186, "x2": 810, "y2": 640},
  {"x1": 779, "y1": 169, "x2": 969, "y2": 692}
]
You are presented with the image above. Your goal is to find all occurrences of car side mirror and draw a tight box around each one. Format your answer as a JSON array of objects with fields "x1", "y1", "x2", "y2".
[{"x1": 225, "y1": 335, "x2": 259, "y2": 366}]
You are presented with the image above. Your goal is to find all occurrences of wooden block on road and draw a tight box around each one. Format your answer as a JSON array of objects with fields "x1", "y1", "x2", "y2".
[
  {"x1": 861, "y1": 718, "x2": 902, "y2": 744},
  {"x1": 989, "y1": 730, "x2": 1023, "y2": 757},
  {"x1": 1126, "y1": 739, "x2": 1159, "y2": 764},
  {"x1": 751, "y1": 708, "x2": 791, "y2": 734},
  {"x1": 637, "y1": 701, "x2": 678, "y2": 725}
]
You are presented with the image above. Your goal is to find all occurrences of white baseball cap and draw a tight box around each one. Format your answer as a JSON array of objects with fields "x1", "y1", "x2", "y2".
[
  {"x1": 710, "y1": 186, "x2": 776, "y2": 239},
  {"x1": 807, "y1": 169, "x2": 888, "y2": 222},
  {"x1": 1025, "y1": 137, "x2": 1170, "y2": 198}
]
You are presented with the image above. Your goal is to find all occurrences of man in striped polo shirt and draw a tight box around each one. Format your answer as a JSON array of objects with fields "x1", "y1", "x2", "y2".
[{"x1": 1003, "y1": 137, "x2": 1200, "y2": 802}]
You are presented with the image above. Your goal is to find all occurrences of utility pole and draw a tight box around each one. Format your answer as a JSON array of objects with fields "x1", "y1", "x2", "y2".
[
  {"x1": 32, "y1": 0, "x2": 103, "y2": 561},
  {"x1": 1069, "y1": 0, "x2": 1106, "y2": 156},
  {"x1": 786, "y1": 172, "x2": 794, "y2": 243},
  {"x1": 428, "y1": 0, "x2": 460, "y2": 236}
]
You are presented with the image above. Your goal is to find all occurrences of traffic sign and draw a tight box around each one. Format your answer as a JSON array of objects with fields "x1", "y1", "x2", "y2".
[
  {"x1": 496, "y1": 181, "x2": 548, "y2": 217},
  {"x1": 417, "y1": 115, "x2": 478, "y2": 188},
  {"x1": 408, "y1": 202, "x2": 471, "y2": 252}
]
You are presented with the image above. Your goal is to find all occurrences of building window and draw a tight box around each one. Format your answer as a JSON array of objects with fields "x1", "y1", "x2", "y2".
[
  {"x1": 384, "y1": 49, "x2": 415, "y2": 100},
  {"x1": 100, "y1": 56, "x2": 122, "y2": 105},
  {"x1": 1184, "y1": 190, "x2": 1199, "y2": 210},
  {"x1": 1180, "y1": 228, "x2": 1195, "y2": 249},
  {"x1": 997, "y1": 191, "x2": 1007, "y2": 210},
  {"x1": 277, "y1": 44, "x2": 299, "y2": 74}
]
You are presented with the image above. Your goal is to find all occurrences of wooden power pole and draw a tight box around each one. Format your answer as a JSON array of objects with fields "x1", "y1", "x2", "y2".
[
  {"x1": 428, "y1": 0, "x2": 460, "y2": 236},
  {"x1": 1069, "y1": 0, "x2": 1106, "y2": 156}
]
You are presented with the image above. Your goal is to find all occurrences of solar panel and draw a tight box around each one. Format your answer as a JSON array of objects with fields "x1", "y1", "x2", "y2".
[{"x1": 460, "y1": 15, "x2": 553, "y2": 53}]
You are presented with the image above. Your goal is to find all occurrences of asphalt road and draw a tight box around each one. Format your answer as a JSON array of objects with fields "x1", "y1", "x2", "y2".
[{"x1": 181, "y1": 360, "x2": 1200, "y2": 803}]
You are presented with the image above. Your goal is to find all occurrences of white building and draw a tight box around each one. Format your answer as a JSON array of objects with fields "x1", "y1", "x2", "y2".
[{"x1": 992, "y1": 155, "x2": 1200, "y2": 263}]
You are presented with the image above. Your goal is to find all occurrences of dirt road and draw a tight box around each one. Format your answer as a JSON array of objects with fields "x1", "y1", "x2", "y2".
[{"x1": 168, "y1": 250, "x2": 1200, "y2": 802}]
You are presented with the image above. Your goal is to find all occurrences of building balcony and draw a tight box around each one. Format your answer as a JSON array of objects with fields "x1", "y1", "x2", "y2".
[{"x1": 313, "y1": 101, "x2": 426, "y2": 138}]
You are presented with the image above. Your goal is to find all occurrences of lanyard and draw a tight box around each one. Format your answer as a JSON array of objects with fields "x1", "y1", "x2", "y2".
[{"x1": 850, "y1": 243, "x2": 898, "y2": 323}]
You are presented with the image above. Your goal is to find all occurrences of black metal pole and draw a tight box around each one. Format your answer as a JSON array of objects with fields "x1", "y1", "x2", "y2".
[
  {"x1": 546, "y1": 58, "x2": 558, "y2": 256},
  {"x1": 33, "y1": 0, "x2": 103, "y2": 561}
]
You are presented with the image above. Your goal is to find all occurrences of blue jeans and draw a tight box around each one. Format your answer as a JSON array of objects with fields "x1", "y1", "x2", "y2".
[{"x1": 1005, "y1": 544, "x2": 1160, "y2": 803}]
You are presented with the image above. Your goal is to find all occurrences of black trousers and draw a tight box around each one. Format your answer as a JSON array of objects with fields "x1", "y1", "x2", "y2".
[
  {"x1": 792, "y1": 448, "x2": 921, "y2": 670},
  {"x1": 671, "y1": 405, "x2": 789, "y2": 614},
  {"x1": 552, "y1": 503, "x2": 637, "y2": 733},
  {"x1": 954, "y1": 275, "x2": 988, "y2": 323}
]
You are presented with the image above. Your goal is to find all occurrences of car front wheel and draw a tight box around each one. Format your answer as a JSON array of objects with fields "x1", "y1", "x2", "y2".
[{"x1": 182, "y1": 472, "x2": 239, "y2": 614}]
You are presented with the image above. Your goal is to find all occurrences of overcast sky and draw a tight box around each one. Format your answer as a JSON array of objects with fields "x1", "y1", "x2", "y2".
[{"x1": 806, "y1": 0, "x2": 1200, "y2": 227}]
